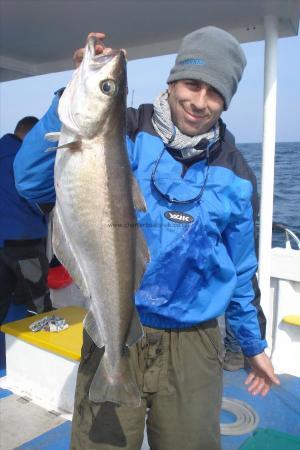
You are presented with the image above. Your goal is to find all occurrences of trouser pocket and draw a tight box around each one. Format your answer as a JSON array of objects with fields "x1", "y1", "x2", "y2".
[{"x1": 195, "y1": 319, "x2": 223, "y2": 365}]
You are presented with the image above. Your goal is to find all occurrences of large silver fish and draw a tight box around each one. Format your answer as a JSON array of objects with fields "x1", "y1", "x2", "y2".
[{"x1": 51, "y1": 37, "x2": 149, "y2": 407}]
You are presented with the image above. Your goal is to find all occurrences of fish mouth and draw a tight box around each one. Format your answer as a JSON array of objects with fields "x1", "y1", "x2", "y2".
[
  {"x1": 87, "y1": 36, "x2": 124, "y2": 64},
  {"x1": 90, "y1": 50, "x2": 125, "y2": 70},
  {"x1": 92, "y1": 53, "x2": 115, "y2": 65}
]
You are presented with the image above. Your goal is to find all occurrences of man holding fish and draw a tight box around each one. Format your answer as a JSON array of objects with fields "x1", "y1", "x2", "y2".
[{"x1": 14, "y1": 26, "x2": 279, "y2": 450}]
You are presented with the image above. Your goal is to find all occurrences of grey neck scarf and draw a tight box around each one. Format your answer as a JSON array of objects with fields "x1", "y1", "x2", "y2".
[{"x1": 152, "y1": 92, "x2": 219, "y2": 158}]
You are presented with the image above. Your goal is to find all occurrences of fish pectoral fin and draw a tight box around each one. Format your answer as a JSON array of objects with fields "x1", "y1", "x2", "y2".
[
  {"x1": 44, "y1": 132, "x2": 61, "y2": 152},
  {"x1": 132, "y1": 175, "x2": 147, "y2": 212},
  {"x1": 44, "y1": 132, "x2": 81, "y2": 151},
  {"x1": 126, "y1": 308, "x2": 144, "y2": 347},
  {"x1": 83, "y1": 311, "x2": 104, "y2": 348},
  {"x1": 134, "y1": 228, "x2": 150, "y2": 292},
  {"x1": 44, "y1": 140, "x2": 81, "y2": 152},
  {"x1": 89, "y1": 357, "x2": 141, "y2": 407},
  {"x1": 45, "y1": 132, "x2": 61, "y2": 142},
  {"x1": 56, "y1": 140, "x2": 82, "y2": 151},
  {"x1": 45, "y1": 147, "x2": 59, "y2": 153}
]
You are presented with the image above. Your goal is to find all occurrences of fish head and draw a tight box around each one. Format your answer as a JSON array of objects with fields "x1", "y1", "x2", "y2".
[{"x1": 58, "y1": 36, "x2": 127, "y2": 139}]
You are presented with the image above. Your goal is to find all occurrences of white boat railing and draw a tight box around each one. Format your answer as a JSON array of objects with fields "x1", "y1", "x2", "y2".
[
  {"x1": 258, "y1": 15, "x2": 279, "y2": 350},
  {"x1": 272, "y1": 223, "x2": 300, "y2": 250}
]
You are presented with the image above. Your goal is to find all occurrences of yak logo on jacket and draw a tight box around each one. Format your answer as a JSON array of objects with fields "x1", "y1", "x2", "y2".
[{"x1": 164, "y1": 211, "x2": 194, "y2": 224}]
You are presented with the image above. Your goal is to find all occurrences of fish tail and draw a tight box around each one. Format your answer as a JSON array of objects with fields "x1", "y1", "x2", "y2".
[{"x1": 89, "y1": 356, "x2": 141, "y2": 408}]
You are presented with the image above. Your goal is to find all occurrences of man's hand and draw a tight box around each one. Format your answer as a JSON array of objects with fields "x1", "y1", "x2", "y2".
[
  {"x1": 245, "y1": 352, "x2": 280, "y2": 396},
  {"x1": 72, "y1": 32, "x2": 112, "y2": 68}
]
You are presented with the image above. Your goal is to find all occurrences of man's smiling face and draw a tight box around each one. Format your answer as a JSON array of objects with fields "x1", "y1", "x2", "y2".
[{"x1": 167, "y1": 79, "x2": 224, "y2": 136}]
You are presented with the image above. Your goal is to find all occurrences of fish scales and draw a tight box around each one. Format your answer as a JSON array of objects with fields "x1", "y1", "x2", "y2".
[{"x1": 51, "y1": 37, "x2": 149, "y2": 407}]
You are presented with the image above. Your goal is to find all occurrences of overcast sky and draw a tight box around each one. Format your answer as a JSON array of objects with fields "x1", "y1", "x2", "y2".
[{"x1": 0, "y1": 34, "x2": 299, "y2": 143}]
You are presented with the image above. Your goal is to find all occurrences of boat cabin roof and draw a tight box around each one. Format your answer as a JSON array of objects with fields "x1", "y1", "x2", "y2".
[{"x1": 1, "y1": 0, "x2": 299, "y2": 82}]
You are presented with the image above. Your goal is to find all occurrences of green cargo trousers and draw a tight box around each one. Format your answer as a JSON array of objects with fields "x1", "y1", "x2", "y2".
[{"x1": 71, "y1": 320, "x2": 223, "y2": 450}]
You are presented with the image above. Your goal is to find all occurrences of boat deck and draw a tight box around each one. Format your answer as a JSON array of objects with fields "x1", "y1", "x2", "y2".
[
  {"x1": 1, "y1": 369, "x2": 299, "y2": 450},
  {"x1": 1, "y1": 304, "x2": 300, "y2": 449}
]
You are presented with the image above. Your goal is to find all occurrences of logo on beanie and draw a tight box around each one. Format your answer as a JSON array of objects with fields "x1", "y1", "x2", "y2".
[{"x1": 179, "y1": 58, "x2": 205, "y2": 66}]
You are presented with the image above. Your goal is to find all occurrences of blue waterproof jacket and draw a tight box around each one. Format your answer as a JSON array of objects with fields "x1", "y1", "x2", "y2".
[
  {"x1": 14, "y1": 92, "x2": 267, "y2": 357},
  {"x1": 0, "y1": 133, "x2": 47, "y2": 248}
]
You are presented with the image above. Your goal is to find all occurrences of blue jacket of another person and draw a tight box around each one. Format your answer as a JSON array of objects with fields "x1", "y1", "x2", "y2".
[{"x1": 0, "y1": 133, "x2": 47, "y2": 248}]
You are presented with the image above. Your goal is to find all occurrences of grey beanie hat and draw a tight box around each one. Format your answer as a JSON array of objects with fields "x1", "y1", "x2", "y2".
[{"x1": 167, "y1": 26, "x2": 246, "y2": 110}]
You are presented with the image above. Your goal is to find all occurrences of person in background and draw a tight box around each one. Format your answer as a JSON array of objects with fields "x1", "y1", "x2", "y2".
[
  {"x1": 14, "y1": 28, "x2": 279, "y2": 450},
  {"x1": 0, "y1": 116, "x2": 53, "y2": 324},
  {"x1": 223, "y1": 316, "x2": 250, "y2": 370}
]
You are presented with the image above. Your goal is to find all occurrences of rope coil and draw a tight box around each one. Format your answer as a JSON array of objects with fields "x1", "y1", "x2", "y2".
[{"x1": 221, "y1": 397, "x2": 259, "y2": 435}]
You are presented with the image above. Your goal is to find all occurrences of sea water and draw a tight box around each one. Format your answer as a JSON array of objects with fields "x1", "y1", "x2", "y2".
[{"x1": 239, "y1": 142, "x2": 300, "y2": 248}]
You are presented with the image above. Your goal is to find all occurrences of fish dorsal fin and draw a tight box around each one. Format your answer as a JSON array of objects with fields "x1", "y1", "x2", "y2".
[
  {"x1": 126, "y1": 307, "x2": 144, "y2": 347},
  {"x1": 134, "y1": 227, "x2": 150, "y2": 293},
  {"x1": 132, "y1": 176, "x2": 147, "y2": 212},
  {"x1": 83, "y1": 310, "x2": 104, "y2": 348},
  {"x1": 52, "y1": 207, "x2": 90, "y2": 299}
]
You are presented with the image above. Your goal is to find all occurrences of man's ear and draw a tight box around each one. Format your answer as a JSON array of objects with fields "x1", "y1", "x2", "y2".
[{"x1": 167, "y1": 82, "x2": 174, "y2": 94}]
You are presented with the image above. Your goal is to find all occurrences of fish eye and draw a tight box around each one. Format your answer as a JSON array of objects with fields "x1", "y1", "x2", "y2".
[{"x1": 100, "y1": 79, "x2": 117, "y2": 96}]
